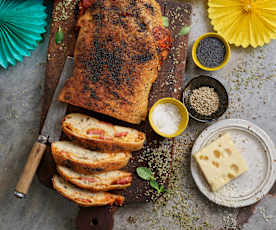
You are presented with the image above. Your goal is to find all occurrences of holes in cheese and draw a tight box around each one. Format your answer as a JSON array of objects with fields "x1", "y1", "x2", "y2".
[
  {"x1": 230, "y1": 164, "x2": 239, "y2": 173},
  {"x1": 200, "y1": 155, "x2": 209, "y2": 160},
  {"x1": 228, "y1": 173, "x2": 235, "y2": 179},
  {"x1": 225, "y1": 148, "x2": 232, "y2": 156},
  {"x1": 213, "y1": 150, "x2": 222, "y2": 158},
  {"x1": 212, "y1": 161, "x2": 220, "y2": 168}
]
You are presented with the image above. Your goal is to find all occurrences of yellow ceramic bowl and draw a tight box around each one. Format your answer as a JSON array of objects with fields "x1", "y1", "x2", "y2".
[
  {"x1": 149, "y1": 97, "x2": 189, "y2": 138},
  {"x1": 192, "y1": 32, "x2": 231, "y2": 71}
]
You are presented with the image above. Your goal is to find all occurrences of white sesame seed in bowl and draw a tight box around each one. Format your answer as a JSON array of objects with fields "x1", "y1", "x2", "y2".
[{"x1": 182, "y1": 75, "x2": 229, "y2": 122}]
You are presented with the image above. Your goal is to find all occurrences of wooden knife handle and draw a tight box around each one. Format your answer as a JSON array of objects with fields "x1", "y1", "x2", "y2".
[{"x1": 15, "y1": 139, "x2": 47, "y2": 198}]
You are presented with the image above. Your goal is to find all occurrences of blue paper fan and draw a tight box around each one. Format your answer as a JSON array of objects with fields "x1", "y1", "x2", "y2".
[{"x1": 0, "y1": 0, "x2": 47, "y2": 68}]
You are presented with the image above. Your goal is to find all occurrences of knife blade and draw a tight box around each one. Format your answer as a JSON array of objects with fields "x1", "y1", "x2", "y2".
[
  {"x1": 14, "y1": 56, "x2": 74, "y2": 198},
  {"x1": 41, "y1": 57, "x2": 74, "y2": 143}
]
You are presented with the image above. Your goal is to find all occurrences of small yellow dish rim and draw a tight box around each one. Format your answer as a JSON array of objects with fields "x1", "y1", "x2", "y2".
[
  {"x1": 149, "y1": 97, "x2": 189, "y2": 138},
  {"x1": 192, "y1": 32, "x2": 231, "y2": 71}
]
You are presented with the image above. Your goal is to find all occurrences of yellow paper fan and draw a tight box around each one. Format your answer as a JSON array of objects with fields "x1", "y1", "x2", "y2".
[{"x1": 208, "y1": 0, "x2": 276, "y2": 48}]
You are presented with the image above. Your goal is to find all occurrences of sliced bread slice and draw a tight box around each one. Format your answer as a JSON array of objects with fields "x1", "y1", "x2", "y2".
[
  {"x1": 51, "y1": 141, "x2": 131, "y2": 174},
  {"x1": 57, "y1": 165, "x2": 132, "y2": 192},
  {"x1": 52, "y1": 175, "x2": 124, "y2": 207},
  {"x1": 62, "y1": 113, "x2": 146, "y2": 152}
]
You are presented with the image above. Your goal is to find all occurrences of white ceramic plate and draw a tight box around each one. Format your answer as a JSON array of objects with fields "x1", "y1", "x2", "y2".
[{"x1": 191, "y1": 119, "x2": 276, "y2": 208}]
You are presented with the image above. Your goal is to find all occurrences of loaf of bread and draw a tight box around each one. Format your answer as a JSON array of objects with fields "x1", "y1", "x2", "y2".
[
  {"x1": 62, "y1": 113, "x2": 146, "y2": 152},
  {"x1": 51, "y1": 141, "x2": 131, "y2": 174},
  {"x1": 52, "y1": 175, "x2": 125, "y2": 207},
  {"x1": 57, "y1": 166, "x2": 132, "y2": 192},
  {"x1": 58, "y1": 0, "x2": 172, "y2": 124}
]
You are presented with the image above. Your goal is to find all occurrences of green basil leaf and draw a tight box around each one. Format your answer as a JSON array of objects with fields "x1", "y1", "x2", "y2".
[
  {"x1": 56, "y1": 27, "x2": 64, "y2": 44},
  {"x1": 159, "y1": 185, "x2": 168, "y2": 193},
  {"x1": 149, "y1": 179, "x2": 160, "y2": 192},
  {"x1": 162, "y1": 16, "x2": 169, "y2": 27},
  {"x1": 136, "y1": 167, "x2": 154, "y2": 181},
  {"x1": 178, "y1": 26, "x2": 190, "y2": 36}
]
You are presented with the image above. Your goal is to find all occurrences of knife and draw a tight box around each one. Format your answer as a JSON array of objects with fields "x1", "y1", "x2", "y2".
[{"x1": 14, "y1": 56, "x2": 74, "y2": 198}]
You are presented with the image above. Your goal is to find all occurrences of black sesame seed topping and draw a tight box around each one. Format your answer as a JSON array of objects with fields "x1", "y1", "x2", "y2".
[
  {"x1": 89, "y1": 90, "x2": 99, "y2": 99},
  {"x1": 130, "y1": 0, "x2": 136, "y2": 7},
  {"x1": 196, "y1": 37, "x2": 226, "y2": 68},
  {"x1": 138, "y1": 22, "x2": 147, "y2": 32},
  {"x1": 144, "y1": 3, "x2": 154, "y2": 15},
  {"x1": 132, "y1": 53, "x2": 153, "y2": 64}
]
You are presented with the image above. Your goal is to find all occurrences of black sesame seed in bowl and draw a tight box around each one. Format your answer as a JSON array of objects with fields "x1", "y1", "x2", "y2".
[
  {"x1": 192, "y1": 33, "x2": 231, "y2": 71},
  {"x1": 196, "y1": 37, "x2": 226, "y2": 68},
  {"x1": 182, "y1": 75, "x2": 229, "y2": 122}
]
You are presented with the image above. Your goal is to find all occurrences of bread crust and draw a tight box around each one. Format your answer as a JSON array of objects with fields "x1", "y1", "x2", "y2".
[
  {"x1": 62, "y1": 113, "x2": 146, "y2": 152},
  {"x1": 52, "y1": 175, "x2": 125, "y2": 207},
  {"x1": 51, "y1": 142, "x2": 131, "y2": 174},
  {"x1": 57, "y1": 166, "x2": 132, "y2": 192},
  {"x1": 63, "y1": 126, "x2": 144, "y2": 152},
  {"x1": 58, "y1": 0, "x2": 172, "y2": 124}
]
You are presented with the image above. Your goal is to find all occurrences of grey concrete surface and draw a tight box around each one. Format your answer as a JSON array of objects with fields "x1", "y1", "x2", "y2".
[{"x1": 0, "y1": 1, "x2": 276, "y2": 230}]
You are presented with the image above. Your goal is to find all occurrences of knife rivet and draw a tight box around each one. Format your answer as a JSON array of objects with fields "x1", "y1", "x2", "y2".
[{"x1": 38, "y1": 135, "x2": 48, "y2": 144}]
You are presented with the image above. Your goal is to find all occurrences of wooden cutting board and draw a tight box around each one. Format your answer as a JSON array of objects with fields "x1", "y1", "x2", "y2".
[{"x1": 37, "y1": 1, "x2": 192, "y2": 229}]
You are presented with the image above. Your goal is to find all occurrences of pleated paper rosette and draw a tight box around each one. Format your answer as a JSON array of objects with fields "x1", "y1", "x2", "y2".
[
  {"x1": 208, "y1": 0, "x2": 276, "y2": 48},
  {"x1": 0, "y1": 0, "x2": 47, "y2": 68}
]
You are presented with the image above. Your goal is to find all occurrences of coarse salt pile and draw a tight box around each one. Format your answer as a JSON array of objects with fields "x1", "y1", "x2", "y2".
[{"x1": 151, "y1": 103, "x2": 182, "y2": 135}]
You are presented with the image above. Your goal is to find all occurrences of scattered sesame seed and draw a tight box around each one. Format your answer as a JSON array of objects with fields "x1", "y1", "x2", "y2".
[{"x1": 53, "y1": 0, "x2": 77, "y2": 23}]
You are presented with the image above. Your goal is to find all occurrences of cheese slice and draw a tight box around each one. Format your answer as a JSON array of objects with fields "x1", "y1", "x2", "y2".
[{"x1": 194, "y1": 133, "x2": 248, "y2": 192}]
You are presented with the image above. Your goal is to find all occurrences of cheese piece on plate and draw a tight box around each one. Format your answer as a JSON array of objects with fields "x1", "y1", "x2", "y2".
[{"x1": 193, "y1": 133, "x2": 248, "y2": 192}]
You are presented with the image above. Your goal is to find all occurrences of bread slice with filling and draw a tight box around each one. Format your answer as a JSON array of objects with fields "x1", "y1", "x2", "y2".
[
  {"x1": 52, "y1": 175, "x2": 124, "y2": 207},
  {"x1": 51, "y1": 141, "x2": 131, "y2": 174},
  {"x1": 57, "y1": 165, "x2": 132, "y2": 192},
  {"x1": 62, "y1": 113, "x2": 145, "y2": 152}
]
